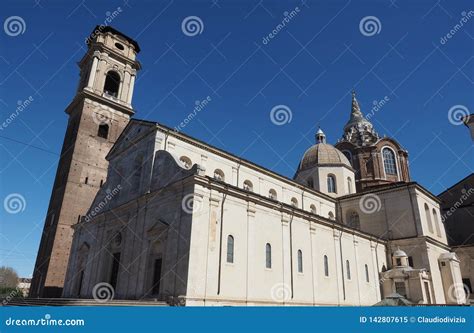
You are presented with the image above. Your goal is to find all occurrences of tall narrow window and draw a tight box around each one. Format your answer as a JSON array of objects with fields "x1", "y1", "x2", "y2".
[
  {"x1": 347, "y1": 177, "x2": 352, "y2": 194},
  {"x1": 265, "y1": 243, "x2": 272, "y2": 269},
  {"x1": 104, "y1": 71, "x2": 120, "y2": 98},
  {"x1": 432, "y1": 209, "x2": 441, "y2": 237},
  {"x1": 84, "y1": 177, "x2": 88, "y2": 185},
  {"x1": 346, "y1": 260, "x2": 351, "y2": 280},
  {"x1": 342, "y1": 150, "x2": 352, "y2": 165},
  {"x1": 98, "y1": 124, "x2": 109, "y2": 139},
  {"x1": 382, "y1": 148, "x2": 397, "y2": 176},
  {"x1": 348, "y1": 211, "x2": 360, "y2": 229},
  {"x1": 109, "y1": 252, "x2": 121, "y2": 289},
  {"x1": 310, "y1": 204, "x2": 317, "y2": 215},
  {"x1": 307, "y1": 178, "x2": 314, "y2": 188},
  {"x1": 132, "y1": 154, "x2": 143, "y2": 192},
  {"x1": 424, "y1": 203, "x2": 434, "y2": 233},
  {"x1": 297, "y1": 250, "x2": 303, "y2": 273},
  {"x1": 365, "y1": 264, "x2": 369, "y2": 282},
  {"x1": 227, "y1": 235, "x2": 234, "y2": 263},
  {"x1": 324, "y1": 255, "x2": 329, "y2": 276},
  {"x1": 327, "y1": 175, "x2": 336, "y2": 193}
]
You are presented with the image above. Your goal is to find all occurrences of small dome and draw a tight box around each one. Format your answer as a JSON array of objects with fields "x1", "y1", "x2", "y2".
[
  {"x1": 393, "y1": 248, "x2": 407, "y2": 258},
  {"x1": 299, "y1": 143, "x2": 351, "y2": 171}
]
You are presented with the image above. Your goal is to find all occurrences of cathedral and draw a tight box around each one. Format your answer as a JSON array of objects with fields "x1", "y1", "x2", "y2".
[{"x1": 32, "y1": 27, "x2": 466, "y2": 305}]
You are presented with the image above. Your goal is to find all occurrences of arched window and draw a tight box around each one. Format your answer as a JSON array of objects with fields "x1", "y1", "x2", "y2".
[
  {"x1": 227, "y1": 235, "x2": 234, "y2": 263},
  {"x1": 297, "y1": 250, "x2": 303, "y2": 273},
  {"x1": 365, "y1": 264, "x2": 370, "y2": 282},
  {"x1": 291, "y1": 197, "x2": 298, "y2": 208},
  {"x1": 179, "y1": 156, "x2": 192, "y2": 169},
  {"x1": 323, "y1": 255, "x2": 329, "y2": 276},
  {"x1": 348, "y1": 211, "x2": 360, "y2": 229},
  {"x1": 103, "y1": 71, "x2": 120, "y2": 98},
  {"x1": 347, "y1": 177, "x2": 352, "y2": 194},
  {"x1": 424, "y1": 203, "x2": 434, "y2": 233},
  {"x1": 265, "y1": 243, "x2": 272, "y2": 269},
  {"x1": 75, "y1": 242, "x2": 90, "y2": 296},
  {"x1": 432, "y1": 208, "x2": 441, "y2": 237},
  {"x1": 327, "y1": 175, "x2": 336, "y2": 193},
  {"x1": 342, "y1": 150, "x2": 352, "y2": 165},
  {"x1": 328, "y1": 212, "x2": 335, "y2": 220},
  {"x1": 268, "y1": 189, "x2": 277, "y2": 200},
  {"x1": 243, "y1": 180, "x2": 253, "y2": 192},
  {"x1": 98, "y1": 124, "x2": 109, "y2": 139},
  {"x1": 382, "y1": 148, "x2": 397, "y2": 176},
  {"x1": 213, "y1": 169, "x2": 225, "y2": 182},
  {"x1": 346, "y1": 260, "x2": 351, "y2": 280},
  {"x1": 310, "y1": 204, "x2": 317, "y2": 215}
]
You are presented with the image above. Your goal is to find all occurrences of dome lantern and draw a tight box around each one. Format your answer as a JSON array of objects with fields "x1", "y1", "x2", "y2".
[{"x1": 315, "y1": 127, "x2": 326, "y2": 144}]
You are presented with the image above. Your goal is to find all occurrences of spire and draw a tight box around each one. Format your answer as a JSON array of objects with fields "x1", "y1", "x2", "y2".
[
  {"x1": 315, "y1": 126, "x2": 326, "y2": 144},
  {"x1": 351, "y1": 90, "x2": 362, "y2": 115},
  {"x1": 341, "y1": 91, "x2": 379, "y2": 146},
  {"x1": 344, "y1": 90, "x2": 368, "y2": 131}
]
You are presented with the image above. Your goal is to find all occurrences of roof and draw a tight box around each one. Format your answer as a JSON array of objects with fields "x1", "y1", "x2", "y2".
[
  {"x1": 373, "y1": 293, "x2": 414, "y2": 306},
  {"x1": 299, "y1": 143, "x2": 352, "y2": 170},
  {"x1": 90, "y1": 25, "x2": 140, "y2": 52},
  {"x1": 437, "y1": 173, "x2": 474, "y2": 197},
  {"x1": 109, "y1": 118, "x2": 338, "y2": 203},
  {"x1": 338, "y1": 181, "x2": 442, "y2": 204}
]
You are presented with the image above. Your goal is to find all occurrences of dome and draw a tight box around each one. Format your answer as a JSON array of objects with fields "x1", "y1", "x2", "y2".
[
  {"x1": 299, "y1": 143, "x2": 351, "y2": 171},
  {"x1": 393, "y1": 248, "x2": 407, "y2": 258}
]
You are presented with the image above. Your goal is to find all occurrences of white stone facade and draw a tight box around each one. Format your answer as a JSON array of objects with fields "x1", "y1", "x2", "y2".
[{"x1": 62, "y1": 120, "x2": 465, "y2": 305}]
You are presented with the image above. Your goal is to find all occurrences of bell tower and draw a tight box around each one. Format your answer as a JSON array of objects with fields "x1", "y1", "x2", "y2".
[{"x1": 30, "y1": 26, "x2": 141, "y2": 297}]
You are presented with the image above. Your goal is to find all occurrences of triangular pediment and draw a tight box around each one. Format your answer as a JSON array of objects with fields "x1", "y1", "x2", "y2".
[{"x1": 106, "y1": 118, "x2": 157, "y2": 160}]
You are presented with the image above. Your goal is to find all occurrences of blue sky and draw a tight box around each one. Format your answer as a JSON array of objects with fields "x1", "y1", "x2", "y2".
[{"x1": 0, "y1": 0, "x2": 473, "y2": 277}]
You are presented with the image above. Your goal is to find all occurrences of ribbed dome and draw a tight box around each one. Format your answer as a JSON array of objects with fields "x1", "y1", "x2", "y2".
[{"x1": 299, "y1": 143, "x2": 351, "y2": 171}]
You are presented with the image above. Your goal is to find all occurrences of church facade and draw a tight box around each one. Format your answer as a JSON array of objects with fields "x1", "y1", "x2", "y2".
[{"x1": 33, "y1": 26, "x2": 466, "y2": 305}]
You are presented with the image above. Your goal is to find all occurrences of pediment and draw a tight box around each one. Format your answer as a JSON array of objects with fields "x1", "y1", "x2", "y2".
[{"x1": 107, "y1": 119, "x2": 156, "y2": 160}]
